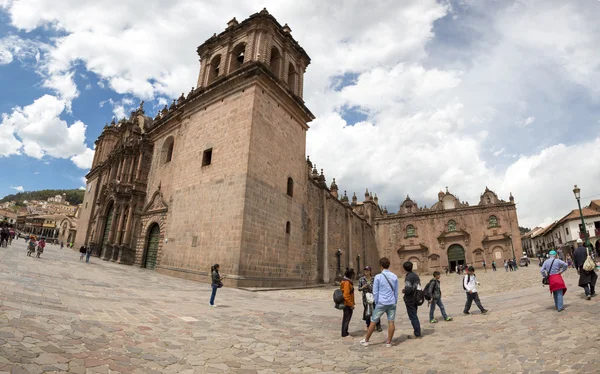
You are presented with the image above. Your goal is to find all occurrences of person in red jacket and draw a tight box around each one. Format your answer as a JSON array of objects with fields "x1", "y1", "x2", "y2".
[{"x1": 340, "y1": 269, "x2": 355, "y2": 338}]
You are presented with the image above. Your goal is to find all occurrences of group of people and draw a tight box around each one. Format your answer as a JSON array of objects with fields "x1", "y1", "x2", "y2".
[
  {"x1": 503, "y1": 259, "x2": 518, "y2": 272},
  {"x1": 338, "y1": 257, "x2": 489, "y2": 346},
  {"x1": 26, "y1": 236, "x2": 45, "y2": 258},
  {"x1": 79, "y1": 245, "x2": 93, "y2": 262},
  {"x1": 541, "y1": 238, "x2": 598, "y2": 311},
  {"x1": 0, "y1": 224, "x2": 15, "y2": 247}
]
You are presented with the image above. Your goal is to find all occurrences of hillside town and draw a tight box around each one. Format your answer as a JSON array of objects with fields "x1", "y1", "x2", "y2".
[{"x1": 0, "y1": 193, "x2": 80, "y2": 245}]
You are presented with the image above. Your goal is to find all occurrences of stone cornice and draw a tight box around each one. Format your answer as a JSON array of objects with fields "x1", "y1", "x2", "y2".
[{"x1": 376, "y1": 202, "x2": 516, "y2": 224}]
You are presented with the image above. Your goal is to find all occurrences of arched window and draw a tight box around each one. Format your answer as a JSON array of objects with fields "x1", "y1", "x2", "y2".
[
  {"x1": 287, "y1": 62, "x2": 297, "y2": 93},
  {"x1": 488, "y1": 215, "x2": 498, "y2": 228},
  {"x1": 229, "y1": 43, "x2": 246, "y2": 73},
  {"x1": 448, "y1": 220, "x2": 457, "y2": 232},
  {"x1": 286, "y1": 221, "x2": 291, "y2": 234},
  {"x1": 162, "y1": 136, "x2": 174, "y2": 164},
  {"x1": 406, "y1": 224, "x2": 416, "y2": 237},
  {"x1": 287, "y1": 177, "x2": 294, "y2": 197},
  {"x1": 207, "y1": 54, "x2": 221, "y2": 84},
  {"x1": 270, "y1": 47, "x2": 281, "y2": 78}
]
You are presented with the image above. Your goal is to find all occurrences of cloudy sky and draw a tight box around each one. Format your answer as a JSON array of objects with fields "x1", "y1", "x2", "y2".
[{"x1": 0, "y1": 0, "x2": 598, "y2": 228}]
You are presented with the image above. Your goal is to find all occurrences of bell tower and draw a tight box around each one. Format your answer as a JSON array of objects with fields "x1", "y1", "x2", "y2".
[{"x1": 196, "y1": 8, "x2": 311, "y2": 100}]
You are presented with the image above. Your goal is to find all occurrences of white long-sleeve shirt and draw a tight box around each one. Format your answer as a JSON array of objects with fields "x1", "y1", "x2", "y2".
[{"x1": 463, "y1": 274, "x2": 478, "y2": 293}]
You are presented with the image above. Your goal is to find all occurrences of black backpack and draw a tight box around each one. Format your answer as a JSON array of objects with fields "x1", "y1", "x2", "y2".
[
  {"x1": 414, "y1": 285, "x2": 425, "y2": 306},
  {"x1": 423, "y1": 280, "x2": 434, "y2": 301},
  {"x1": 463, "y1": 275, "x2": 471, "y2": 291},
  {"x1": 333, "y1": 285, "x2": 345, "y2": 310}
]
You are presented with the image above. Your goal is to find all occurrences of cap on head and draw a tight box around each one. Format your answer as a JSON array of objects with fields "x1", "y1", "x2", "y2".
[
  {"x1": 576, "y1": 238, "x2": 583, "y2": 244},
  {"x1": 549, "y1": 250, "x2": 557, "y2": 256},
  {"x1": 364, "y1": 266, "x2": 371, "y2": 271}
]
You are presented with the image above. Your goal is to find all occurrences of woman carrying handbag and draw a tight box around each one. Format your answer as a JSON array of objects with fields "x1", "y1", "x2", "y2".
[
  {"x1": 209, "y1": 264, "x2": 224, "y2": 307},
  {"x1": 540, "y1": 250, "x2": 568, "y2": 312}
]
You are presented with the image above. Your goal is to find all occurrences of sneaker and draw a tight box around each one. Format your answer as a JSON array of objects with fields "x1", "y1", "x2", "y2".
[
  {"x1": 445, "y1": 317, "x2": 453, "y2": 321},
  {"x1": 386, "y1": 342, "x2": 392, "y2": 348},
  {"x1": 557, "y1": 308, "x2": 565, "y2": 312},
  {"x1": 407, "y1": 335, "x2": 422, "y2": 340},
  {"x1": 212, "y1": 304, "x2": 217, "y2": 308},
  {"x1": 481, "y1": 309, "x2": 489, "y2": 314},
  {"x1": 359, "y1": 339, "x2": 369, "y2": 347},
  {"x1": 429, "y1": 319, "x2": 438, "y2": 323},
  {"x1": 376, "y1": 327, "x2": 383, "y2": 332},
  {"x1": 587, "y1": 295, "x2": 591, "y2": 300},
  {"x1": 463, "y1": 311, "x2": 470, "y2": 315}
]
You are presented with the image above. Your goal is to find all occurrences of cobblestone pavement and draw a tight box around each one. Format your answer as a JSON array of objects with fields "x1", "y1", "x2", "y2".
[{"x1": 1, "y1": 241, "x2": 599, "y2": 373}]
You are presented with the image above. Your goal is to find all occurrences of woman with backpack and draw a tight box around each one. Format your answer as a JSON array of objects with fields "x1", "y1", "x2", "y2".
[
  {"x1": 358, "y1": 266, "x2": 381, "y2": 332},
  {"x1": 209, "y1": 264, "x2": 224, "y2": 307},
  {"x1": 340, "y1": 268, "x2": 355, "y2": 338}
]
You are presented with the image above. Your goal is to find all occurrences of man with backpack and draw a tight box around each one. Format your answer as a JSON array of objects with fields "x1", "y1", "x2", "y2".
[
  {"x1": 425, "y1": 271, "x2": 453, "y2": 323},
  {"x1": 402, "y1": 261, "x2": 422, "y2": 339},
  {"x1": 463, "y1": 266, "x2": 489, "y2": 315},
  {"x1": 360, "y1": 257, "x2": 398, "y2": 348},
  {"x1": 340, "y1": 269, "x2": 355, "y2": 338}
]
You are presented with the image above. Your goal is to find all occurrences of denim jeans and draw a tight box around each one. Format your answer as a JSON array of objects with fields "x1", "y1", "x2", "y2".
[
  {"x1": 552, "y1": 290, "x2": 564, "y2": 310},
  {"x1": 429, "y1": 298, "x2": 449, "y2": 320},
  {"x1": 86, "y1": 252, "x2": 92, "y2": 262},
  {"x1": 405, "y1": 303, "x2": 421, "y2": 337},
  {"x1": 209, "y1": 285, "x2": 218, "y2": 305}
]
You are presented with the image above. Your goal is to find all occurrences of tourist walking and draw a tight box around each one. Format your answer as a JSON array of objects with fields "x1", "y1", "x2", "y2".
[
  {"x1": 358, "y1": 266, "x2": 381, "y2": 331},
  {"x1": 491, "y1": 260, "x2": 497, "y2": 271},
  {"x1": 86, "y1": 245, "x2": 93, "y2": 263},
  {"x1": 60, "y1": 241, "x2": 64, "y2": 249},
  {"x1": 573, "y1": 239, "x2": 597, "y2": 300},
  {"x1": 402, "y1": 261, "x2": 422, "y2": 339},
  {"x1": 36, "y1": 237, "x2": 46, "y2": 258},
  {"x1": 340, "y1": 269, "x2": 355, "y2": 338},
  {"x1": 482, "y1": 260, "x2": 487, "y2": 273},
  {"x1": 504, "y1": 259, "x2": 509, "y2": 272},
  {"x1": 27, "y1": 237, "x2": 36, "y2": 256},
  {"x1": 79, "y1": 245, "x2": 86, "y2": 261},
  {"x1": 426, "y1": 271, "x2": 453, "y2": 323},
  {"x1": 360, "y1": 257, "x2": 398, "y2": 347},
  {"x1": 209, "y1": 264, "x2": 224, "y2": 307},
  {"x1": 541, "y1": 250, "x2": 568, "y2": 311},
  {"x1": 463, "y1": 266, "x2": 489, "y2": 315}
]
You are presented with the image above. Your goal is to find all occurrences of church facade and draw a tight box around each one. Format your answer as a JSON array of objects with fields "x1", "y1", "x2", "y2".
[
  {"x1": 375, "y1": 188, "x2": 522, "y2": 276},
  {"x1": 76, "y1": 10, "x2": 522, "y2": 286}
]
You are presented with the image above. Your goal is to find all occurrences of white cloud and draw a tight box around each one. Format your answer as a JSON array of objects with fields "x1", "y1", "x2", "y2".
[
  {"x1": 0, "y1": 95, "x2": 94, "y2": 168},
  {"x1": 493, "y1": 148, "x2": 505, "y2": 157},
  {"x1": 78, "y1": 186, "x2": 85, "y2": 190},
  {"x1": 71, "y1": 148, "x2": 95, "y2": 169},
  {"x1": 34, "y1": 171, "x2": 39, "y2": 175},
  {"x1": 517, "y1": 116, "x2": 535, "y2": 127},
  {"x1": 10, "y1": 186, "x2": 24, "y2": 192}
]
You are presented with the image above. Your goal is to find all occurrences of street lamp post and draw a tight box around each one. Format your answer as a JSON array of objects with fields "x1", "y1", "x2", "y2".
[{"x1": 573, "y1": 185, "x2": 592, "y2": 250}]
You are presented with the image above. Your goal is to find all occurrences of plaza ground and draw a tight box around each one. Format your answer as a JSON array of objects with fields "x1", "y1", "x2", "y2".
[{"x1": 0, "y1": 240, "x2": 599, "y2": 373}]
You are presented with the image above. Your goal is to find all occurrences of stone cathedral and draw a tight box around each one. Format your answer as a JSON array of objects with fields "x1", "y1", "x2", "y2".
[{"x1": 76, "y1": 10, "x2": 522, "y2": 287}]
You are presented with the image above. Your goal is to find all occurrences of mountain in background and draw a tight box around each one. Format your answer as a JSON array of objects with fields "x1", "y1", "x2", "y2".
[{"x1": 0, "y1": 189, "x2": 85, "y2": 206}]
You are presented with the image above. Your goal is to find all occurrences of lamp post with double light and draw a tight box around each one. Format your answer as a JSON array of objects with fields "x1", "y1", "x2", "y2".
[{"x1": 572, "y1": 185, "x2": 591, "y2": 250}]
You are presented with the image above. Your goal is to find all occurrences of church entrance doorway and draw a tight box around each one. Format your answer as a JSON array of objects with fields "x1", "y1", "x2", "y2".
[
  {"x1": 143, "y1": 223, "x2": 160, "y2": 270},
  {"x1": 100, "y1": 203, "x2": 114, "y2": 256},
  {"x1": 447, "y1": 244, "x2": 466, "y2": 272}
]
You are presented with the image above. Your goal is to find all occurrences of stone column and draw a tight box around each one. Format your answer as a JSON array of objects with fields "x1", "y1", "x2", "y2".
[
  {"x1": 323, "y1": 191, "x2": 329, "y2": 283},
  {"x1": 107, "y1": 204, "x2": 120, "y2": 244},
  {"x1": 128, "y1": 156, "x2": 136, "y2": 183},
  {"x1": 115, "y1": 205, "x2": 127, "y2": 245},
  {"x1": 347, "y1": 211, "x2": 353, "y2": 270},
  {"x1": 135, "y1": 150, "x2": 144, "y2": 180},
  {"x1": 123, "y1": 201, "x2": 135, "y2": 245},
  {"x1": 116, "y1": 158, "x2": 123, "y2": 181}
]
